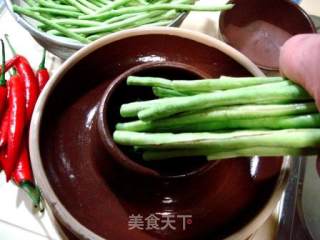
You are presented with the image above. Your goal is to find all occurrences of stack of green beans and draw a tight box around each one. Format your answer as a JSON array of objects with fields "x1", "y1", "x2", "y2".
[
  {"x1": 113, "y1": 75, "x2": 320, "y2": 161},
  {"x1": 12, "y1": 0, "x2": 233, "y2": 43}
]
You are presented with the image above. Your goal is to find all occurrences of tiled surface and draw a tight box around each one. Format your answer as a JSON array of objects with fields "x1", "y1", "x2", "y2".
[{"x1": 0, "y1": 1, "x2": 319, "y2": 240}]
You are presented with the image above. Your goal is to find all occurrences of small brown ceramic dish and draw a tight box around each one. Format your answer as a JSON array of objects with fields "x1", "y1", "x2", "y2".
[
  {"x1": 29, "y1": 27, "x2": 290, "y2": 240},
  {"x1": 219, "y1": 0, "x2": 316, "y2": 71}
]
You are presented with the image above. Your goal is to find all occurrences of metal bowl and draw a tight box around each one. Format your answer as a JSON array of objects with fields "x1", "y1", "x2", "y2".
[{"x1": 4, "y1": 0, "x2": 187, "y2": 59}]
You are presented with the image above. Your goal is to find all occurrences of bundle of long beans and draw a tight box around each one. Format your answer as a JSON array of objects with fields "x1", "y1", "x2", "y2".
[
  {"x1": 113, "y1": 75, "x2": 320, "y2": 161},
  {"x1": 12, "y1": 0, "x2": 233, "y2": 43}
]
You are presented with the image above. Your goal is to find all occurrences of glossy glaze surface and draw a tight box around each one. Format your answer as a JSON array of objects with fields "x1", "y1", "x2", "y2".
[
  {"x1": 220, "y1": 0, "x2": 316, "y2": 70},
  {"x1": 39, "y1": 34, "x2": 283, "y2": 239}
]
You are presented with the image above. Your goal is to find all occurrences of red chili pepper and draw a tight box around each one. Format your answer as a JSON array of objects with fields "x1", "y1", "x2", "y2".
[
  {"x1": 12, "y1": 138, "x2": 43, "y2": 210},
  {"x1": 5, "y1": 35, "x2": 39, "y2": 122},
  {"x1": 0, "y1": 40, "x2": 7, "y2": 119},
  {"x1": 0, "y1": 148, "x2": 6, "y2": 173},
  {"x1": 0, "y1": 109, "x2": 9, "y2": 148},
  {"x1": 16, "y1": 57, "x2": 39, "y2": 122},
  {"x1": 0, "y1": 56, "x2": 20, "y2": 76},
  {"x1": 36, "y1": 49, "x2": 49, "y2": 92},
  {"x1": 0, "y1": 74, "x2": 11, "y2": 148},
  {"x1": 3, "y1": 73, "x2": 25, "y2": 180}
]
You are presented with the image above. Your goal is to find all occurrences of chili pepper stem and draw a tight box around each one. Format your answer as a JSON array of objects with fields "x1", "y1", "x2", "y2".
[
  {"x1": 4, "y1": 35, "x2": 17, "y2": 76},
  {"x1": 4, "y1": 34, "x2": 17, "y2": 56},
  {"x1": 0, "y1": 39, "x2": 6, "y2": 86},
  {"x1": 20, "y1": 181, "x2": 44, "y2": 212},
  {"x1": 39, "y1": 49, "x2": 46, "y2": 70}
]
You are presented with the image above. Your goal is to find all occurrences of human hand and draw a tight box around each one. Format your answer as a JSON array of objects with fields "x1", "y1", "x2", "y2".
[
  {"x1": 279, "y1": 34, "x2": 320, "y2": 109},
  {"x1": 280, "y1": 34, "x2": 320, "y2": 175}
]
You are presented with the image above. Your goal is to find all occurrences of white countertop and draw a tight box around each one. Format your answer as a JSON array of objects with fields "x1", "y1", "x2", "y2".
[{"x1": 0, "y1": 1, "x2": 319, "y2": 240}]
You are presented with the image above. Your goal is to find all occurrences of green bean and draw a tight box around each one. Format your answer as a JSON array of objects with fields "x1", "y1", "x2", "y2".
[
  {"x1": 104, "y1": 13, "x2": 139, "y2": 24},
  {"x1": 80, "y1": 3, "x2": 234, "y2": 20},
  {"x1": 38, "y1": 0, "x2": 79, "y2": 11},
  {"x1": 137, "y1": 0, "x2": 149, "y2": 5},
  {"x1": 24, "y1": 6, "x2": 83, "y2": 17},
  {"x1": 77, "y1": 0, "x2": 100, "y2": 10},
  {"x1": 16, "y1": 0, "x2": 229, "y2": 43},
  {"x1": 206, "y1": 147, "x2": 317, "y2": 161},
  {"x1": 25, "y1": 0, "x2": 38, "y2": 7},
  {"x1": 120, "y1": 82, "x2": 307, "y2": 118},
  {"x1": 120, "y1": 96, "x2": 182, "y2": 117},
  {"x1": 64, "y1": 0, "x2": 95, "y2": 14},
  {"x1": 87, "y1": 33, "x2": 108, "y2": 41},
  {"x1": 113, "y1": 129, "x2": 320, "y2": 149},
  {"x1": 127, "y1": 9, "x2": 178, "y2": 27},
  {"x1": 142, "y1": 147, "x2": 317, "y2": 161},
  {"x1": 138, "y1": 81, "x2": 311, "y2": 121},
  {"x1": 46, "y1": 29, "x2": 64, "y2": 37},
  {"x1": 45, "y1": 18, "x2": 101, "y2": 27},
  {"x1": 85, "y1": 10, "x2": 171, "y2": 39},
  {"x1": 116, "y1": 103, "x2": 318, "y2": 132},
  {"x1": 95, "y1": 0, "x2": 133, "y2": 14},
  {"x1": 173, "y1": 76, "x2": 286, "y2": 92},
  {"x1": 55, "y1": 0, "x2": 69, "y2": 4},
  {"x1": 127, "y1": 76, "x2": 173, "y2": 88},
  {"x1": 69, "y1": 11, "x2": 165, "y2": 34},
  {"x1": 87, "y1": 0, "x2": 105, "y2": 7},
  {"x1": 127, "y1": 76, "x2": 285, "y2": 91},
  {"x1": 163, "y1": 114, "x2": 320, "y2": 132},
  {"x1": 95, "y1": 0, "x2": 112, "y2": 4},
  {"x1": 152, "y1": 87, "x2": 186, "y2": 98},
  {"x1": 142, "y1": 19, "x2": 172, "y2": 26},
  {"x1": 13, "y1": 5, "x2": 90, "y2": 43}
]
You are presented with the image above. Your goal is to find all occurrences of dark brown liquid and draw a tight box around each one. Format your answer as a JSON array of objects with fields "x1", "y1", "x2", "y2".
[{"x1": 40, "y1": 34, "x2": 282, "y2": 239}]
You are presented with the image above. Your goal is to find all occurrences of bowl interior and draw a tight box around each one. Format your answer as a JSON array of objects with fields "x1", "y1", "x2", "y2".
[
  {"x1": 38, "y1": 33, "x2": 283, "y2": 240},
  {"x1": 100, "y1": 61, "x2": 216, "y2": 178},
  {"x1": 219, "y1": 0, "x2": 316, "y2": 70}
]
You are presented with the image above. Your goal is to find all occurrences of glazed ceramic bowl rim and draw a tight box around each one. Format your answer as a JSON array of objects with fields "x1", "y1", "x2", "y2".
[
  {"x1": 29, "y1": 27, "x2": 291, "y2": 240},
  {"x1": 219, "y1": 0, "x2": 317, "y2": 71}
]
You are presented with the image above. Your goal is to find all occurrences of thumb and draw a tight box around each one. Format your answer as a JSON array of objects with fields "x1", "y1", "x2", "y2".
[{"x1": 279, "y1": 34, "x2": 320, "y2": 109}]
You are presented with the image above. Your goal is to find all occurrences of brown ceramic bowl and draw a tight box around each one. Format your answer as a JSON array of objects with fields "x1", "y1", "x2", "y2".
[
  {"x1": 99, "y1": 61, "x2": 216, "y2": 179},
  {"x1": 219, "y1": 0, "x2": 316, "y2": 71},
  {"x1": 29, "y1": 27, "x2": 290, "y2": 240}
]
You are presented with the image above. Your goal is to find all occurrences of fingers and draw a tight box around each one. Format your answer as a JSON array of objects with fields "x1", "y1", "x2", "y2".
[{"x1": 279, "y1": 34, "x2": 320, "y2": 109}]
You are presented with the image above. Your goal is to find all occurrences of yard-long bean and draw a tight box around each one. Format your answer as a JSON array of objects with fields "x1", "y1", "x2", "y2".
[
  {"x1": 38, "y1": 0, "x2": 79, "y2": 11},
  {"x1": 114, "y1": 75, "x2": 320, "y2": 162},
  {"x1": 64, "y1": 0, "x2": 95, "y2": 14},
  {"x1": 13, "y1": 5, "x2": 90, "y2": 43},
  {"x1": 23, "y1": 6, "x2": 83, "y2": 17},
  {"x1": 138, "y1": 81, "x2": 311, "y2": 121},
  {"x1": 116, "y1": 103, "x2": 318, "y2": 132},
  {"x1": 142, "y1": 147, "x2": 317, "y2": 161},
  {"x1": 77, "y1": 0, "x2": 100, "y2": 11},
  {"x1": 127, "y1": 75, "x2": 285, "y2": 91},
  {"x1": 165, "y1": 114, "x2": 320, "y2": 132},
  {"x1": 80, "y1": 3, "x2": 234, "y2": 20},
  {"x1": 71, "y1": 11, "x2": 166, "y2": 34},
  {"x1": 152, "y1": 87, "x2": 187, "y2": 98},
  {"x1": 113, "y1": 129, "x2": 320, "y2": 149},
  {"x1": 14, "y1": 0, "x2": 232, "y2": 43}
]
